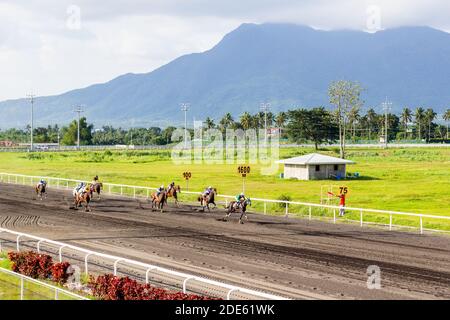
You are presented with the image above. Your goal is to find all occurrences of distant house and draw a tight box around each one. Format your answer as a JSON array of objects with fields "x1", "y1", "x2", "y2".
[{"x1": 277, "y1": 153, "x2": 355, "y2": 180}]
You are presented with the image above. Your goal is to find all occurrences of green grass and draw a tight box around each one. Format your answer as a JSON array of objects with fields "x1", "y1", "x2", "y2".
[{"x1": 1, "y1": 147, "x2": 450, "y2": 230}]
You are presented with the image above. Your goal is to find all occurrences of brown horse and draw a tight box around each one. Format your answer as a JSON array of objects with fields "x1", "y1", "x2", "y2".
[
  {"x1": 35, "y1": 183, "x2": 47, "y2": 200},
  {"x1": 224, "y1": 198, "x2": 251, "y2": 224},
  {"x1": 151, "y1": 191, "x2": 167, "y2": 213},
  {"x1": 197, "y1": 188, "x2": 217, "y2": 212},
  {"x1": 166, "y1": 185, "x2": 181, "y2": 206},
  {"x1": 89, "y1": 182, "x2": 103, "y2": 200},
  {"x1": 74, "y1": 191, "x2": 91, "y2": 212}
]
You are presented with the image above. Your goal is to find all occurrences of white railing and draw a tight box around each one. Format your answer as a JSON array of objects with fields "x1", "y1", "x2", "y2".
[
  {"x1": 1, "y1": 172, "x2": 450, "y2": 234},
  {"x1": 0, "y1": 267, "x2": 89, "y2": 300},
  {"x1": 0, "y1": 227, "x2": 288, "y2": 300}
]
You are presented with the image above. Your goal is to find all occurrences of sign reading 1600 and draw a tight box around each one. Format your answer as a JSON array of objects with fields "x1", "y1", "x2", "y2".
[{"x1": 238, "y1": 165, "x2": 251, "y2": 177}]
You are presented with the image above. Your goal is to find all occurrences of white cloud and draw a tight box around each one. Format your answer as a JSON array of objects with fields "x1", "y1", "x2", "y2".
[{"x1": 0, "y1": 0, "x2": 449, "y2": 100}]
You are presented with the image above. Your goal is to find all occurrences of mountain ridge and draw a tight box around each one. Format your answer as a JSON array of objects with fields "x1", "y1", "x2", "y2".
[{"x1": 1, "y1": 23, "x2": 449, "y2": 128}]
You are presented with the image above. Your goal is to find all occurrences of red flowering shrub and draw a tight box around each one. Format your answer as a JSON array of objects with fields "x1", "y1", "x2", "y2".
[
  {"x1": 89, "y1": 274, "x2": 220, "y2": 300},
  {"x1": 8, "y1": 251, "x2": 53, "y2": 279},
  {"x1": 51, "y1": 262, "x2": 73, "y2": 284}
]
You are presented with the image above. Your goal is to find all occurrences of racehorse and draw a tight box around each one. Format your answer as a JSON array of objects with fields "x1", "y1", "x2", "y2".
[
  {"x1": 151, "y1": 190, "x2": 167, "y2": 213},
  {"x1": 35, "y1": 184, "x2": 47, "y2": 200},
  {"x1": 224, "y1": 198, "x2": 251, "y2": 224},
  {"x1": 89, "y1": 182, "x2": 103, "y2": 200},
  {"x1": 74, "y1": 191, "x2": 91, "y2": 212},
  {"x1": 166, "y1": 185, "x2": 181, "y2": 206},
  {"x1": 197, "y1": 188, "x2": 217, "y2": 212}
]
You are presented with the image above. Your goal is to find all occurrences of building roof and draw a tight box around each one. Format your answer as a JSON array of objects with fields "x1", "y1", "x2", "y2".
[{"x1": 277, "y1": 153, "x2": 355, "y2": 165}]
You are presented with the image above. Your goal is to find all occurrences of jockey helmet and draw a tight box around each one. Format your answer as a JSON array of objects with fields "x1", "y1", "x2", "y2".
[
  {"x1": 160, "y1": 185, "x2": 164, "y2": 189},
  {"x1": 208, "y1": 186, "x2": 212, "y2": 189}
]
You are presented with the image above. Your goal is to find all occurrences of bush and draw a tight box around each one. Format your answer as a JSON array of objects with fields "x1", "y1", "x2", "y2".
[
  {"x1": 8, "y1": 251, "x2": 53, "y2": 279},
  {"x1": 51, "y1": 262, "x2": 73, "y2": 284},
  {"x1": 277, "y1": 194, "x2": 292, "y2": 208},
  {"x1": 88, "y1": 274, "x2": 219, "y2": 300}
]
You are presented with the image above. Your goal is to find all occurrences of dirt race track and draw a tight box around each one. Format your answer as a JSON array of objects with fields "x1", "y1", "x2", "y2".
[{"x1": 0, "y1": 182, "x2": 449, "y2": 300}]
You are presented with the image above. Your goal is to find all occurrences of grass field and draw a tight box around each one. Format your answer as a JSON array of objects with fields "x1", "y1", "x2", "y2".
[{"x1": 0, "y1": 147, "x2": 450, "y2": 230}]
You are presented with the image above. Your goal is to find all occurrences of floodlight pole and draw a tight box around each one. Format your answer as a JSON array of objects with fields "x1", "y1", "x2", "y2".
[
  {"x1": 74, "y1": 106, "x2": 84, "y2": 150},
  {"x1": 382, "y1": 98, "x2": 392, "y2": 149},
  {"x1": 260, "y1": 103, "x2": 271, "y2": 146},
  {"x1": 180, "y1": 103, "x2": 190, "y2": 148},
  {"x1": 27, "y1": 94, "x2": 36, "y2": 151}
]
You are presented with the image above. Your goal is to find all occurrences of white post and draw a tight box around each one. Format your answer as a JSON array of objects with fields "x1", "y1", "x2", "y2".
[
  {"x1": 20, "y1": 277, "x2": 24, "y2": 300},
  {"x1": 264, "y1": 202, "x2": 267, "y2": 215},
  {"x1": 59, "y1": 245, "x2": 66, "y2": 262},
  {"x1": 360, "y1": 209, "x2": 363, "y2": 227},
  {"x1": 16, "y1": 235, "x2": 22, "y2": 252},
  {"x1": 389, "y1": 214, "x2": 392, "y2": 231},
  {"x1": 309, "y1": 206, "x2": 312, "y2": 220},
  {"x1": 285, "y1": 203, "x2": 289, "y2": 217},
  {"x1": 183, "y1": 277, "x2": 195, "y2": 294},
  {"x1": 333, "y1": 209, "x2": 336, "y2": 223},
  {"x1": 227, "y1": 288, "x2": 239, "y2": 300},
  {"x1": 145, "y1": 267, "x2": 154, "y2": 284},
  {"x1": 84, "y1": 253, "x2": 93, "y2": 275},
  {"x1": 113, "y1": 259, "x2": 122, "y2": 276},
  {"x1": 55, "y1": 288, "x2": 59, "y2": 300}
]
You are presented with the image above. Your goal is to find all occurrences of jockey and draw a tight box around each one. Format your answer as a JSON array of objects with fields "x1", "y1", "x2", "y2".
[
  {"x1": 167, "y1": 182, "x2": 175, "y2": 191},
  {"x1": 74, "y1": 182, "x2": 87, "y2": 197},
  {"x1": 235, "y1": 192, "x2": 246, "y2": 208},
  {"x1": 92, "y1": 175, "x2": 99, "y2": 184},
  {"x1": 156, "y1": 185, "x2": 165, "y2": 196},
  {"x1": 203, "y1": 186, "x2": 213, "y2": 197},
  {"x1": 38, "y1": 179, "x2": 47, "y2": 187}
]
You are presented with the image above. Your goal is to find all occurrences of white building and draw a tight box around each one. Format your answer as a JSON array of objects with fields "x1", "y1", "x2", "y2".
[{"x1": 277, "y1": 153, "x2": 355, "y2": 180}]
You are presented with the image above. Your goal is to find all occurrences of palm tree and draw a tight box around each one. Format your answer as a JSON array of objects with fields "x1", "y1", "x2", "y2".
[
  {"x1": 366, "y1": 108, "x2": 377, "y2": 141},
  {"x1": 219, "y1": 113, "x2": 234, "y2": 132},
  {"x1": 443, "y1": 109, "x2": 450, "y2": 139},
  {"x1": 424, "y1": 108, "x2": 437, "y2": 141},
  {"x1": 414, "y1": 107, "x2": 425, "y2": 141},
  {"x1": 400, "y1": 107, "x2": 412, "y2": 140},
  {"x1": 348, "y1": 107, "x2": 360, "y2": 142},
  {"x1": 204, "y1": 117, "x2": 215, "y2": 130},
  {"x1": 239, "y1": 112, "x2": 252, "y2": 130}
]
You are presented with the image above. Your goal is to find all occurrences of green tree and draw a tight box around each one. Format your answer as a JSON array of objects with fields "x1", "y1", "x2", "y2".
[
  {"x1": 424, "y1": 108, "x2": 437, "y2": 141},
  {"x1": 400, "y1": 107, "x2": 412, "y2": 140},
  {"x1": 443, "y1": 109, "x2": 450, "y2": 139},
  {"x1": 414, "y1": 107, "x2": 425, "y2": 140},
  {"x1": 219, "y1": 113, "x2": 234, "y2": 133},
  {"x1": 60, "y1": 117, "x2": 93, "y2": 146},
  {"x1": 239, "y1": 112, "x2": 252, "y2": 130},
  {"x1": 329, "y1": 80, "x2": 363, "y2": 158},
  {"x1": 286, "y1": 107, "x2": 339, "y2": 150},
  {"x1": 204, "y1": 117, "x2": 215, "y2": 130}
]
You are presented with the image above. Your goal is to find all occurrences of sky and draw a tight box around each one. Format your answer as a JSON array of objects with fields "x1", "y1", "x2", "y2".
[{"x1": 0, "y1": 0, "x2": 449, "y2": 101}]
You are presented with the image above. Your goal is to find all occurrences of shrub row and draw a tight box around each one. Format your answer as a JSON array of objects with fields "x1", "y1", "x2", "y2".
[
  {"x1": 89, "y1": 274, "x2": 220, "y2": 300},
  {"x1": 8, "y1": 251, "x2": 72, "y2": 284}
]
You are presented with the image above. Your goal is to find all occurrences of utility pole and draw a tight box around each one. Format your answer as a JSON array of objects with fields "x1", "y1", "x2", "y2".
[
  {"x1": 26, "y1": 94, "x2": 36, "y2": 151},
  {"x1": 180, "y1": 103, "x2": 190, "y2": 148},
  {"x1": 73, "y1": 106, "x2": 84, "y2": 150},
  {"x1": 382, "y1": 98, "x2": 392, "y2": 149},
  {"x1": 260, "y1": 102, "x2": 271, "y2": 146}
]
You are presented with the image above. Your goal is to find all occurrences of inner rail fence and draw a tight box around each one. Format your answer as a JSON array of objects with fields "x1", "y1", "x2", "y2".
[
  {"x1": 1, "y1": 172, "x2": 450, "y2": 234},
  {"x1": 0, "y1": 266, "x2": 88, "y2": 300},
  {"x1": 0, "y1": 227, "x2": 287, "y2": 300}
]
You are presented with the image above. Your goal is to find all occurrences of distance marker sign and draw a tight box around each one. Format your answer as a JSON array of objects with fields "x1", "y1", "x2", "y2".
[
  {"x1": 183, "y1": 172, "x2": 192, "y2": 180},
  {"x1": 238, "y1": 165, "x2": 251, "y2": 178}
]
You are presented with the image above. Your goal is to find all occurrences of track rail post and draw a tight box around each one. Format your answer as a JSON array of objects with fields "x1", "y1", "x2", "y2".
[
  {"x1": 59, "y1": 245, "x2": 66, "y2": 262},
  {"x1": 84, "y1": 253, "x2": 93, "y2": 275},
  {"x1": 16, "y1": 235, "x2": 23, "y2": 252},
  {"x1": 113, "y1": 259, "x2": 123, "y2": 276},
  {"x1": 227, "y1": 288, "x2": 239, "y2": 300},
  {"x1": 183, "y1": 276, "x2": 195, "y2": 294}
]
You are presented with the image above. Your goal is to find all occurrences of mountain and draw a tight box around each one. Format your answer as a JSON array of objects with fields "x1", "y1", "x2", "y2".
[{"x1": 1, "y1": 23, "x2": 450, "y2": 128}]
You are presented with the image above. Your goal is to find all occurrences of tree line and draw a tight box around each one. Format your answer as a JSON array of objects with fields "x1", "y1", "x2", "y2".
[{"x1": 1, "y1": 81, "x2": 449, "y2": 154}]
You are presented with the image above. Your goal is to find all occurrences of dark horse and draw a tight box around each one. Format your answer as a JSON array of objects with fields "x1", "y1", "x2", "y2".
[
  {"x1": 35, "y1": 183, "x2": 47, "y2": 200},
  {"x1": 197, "y1": 188, "x2": 217, "y2": 212},
  {"x1": 166, "y1": 185, "x2": 181, "y2": 206},
  {"x1": 151, "y1": 190, "x2": 167, "y2": 213},
  {"x1": 224, "y1": 198, "x2": 251, "y2": 224},
  {"x1": 89, "y1": 182, "x2": 103, "y2": 200}
]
